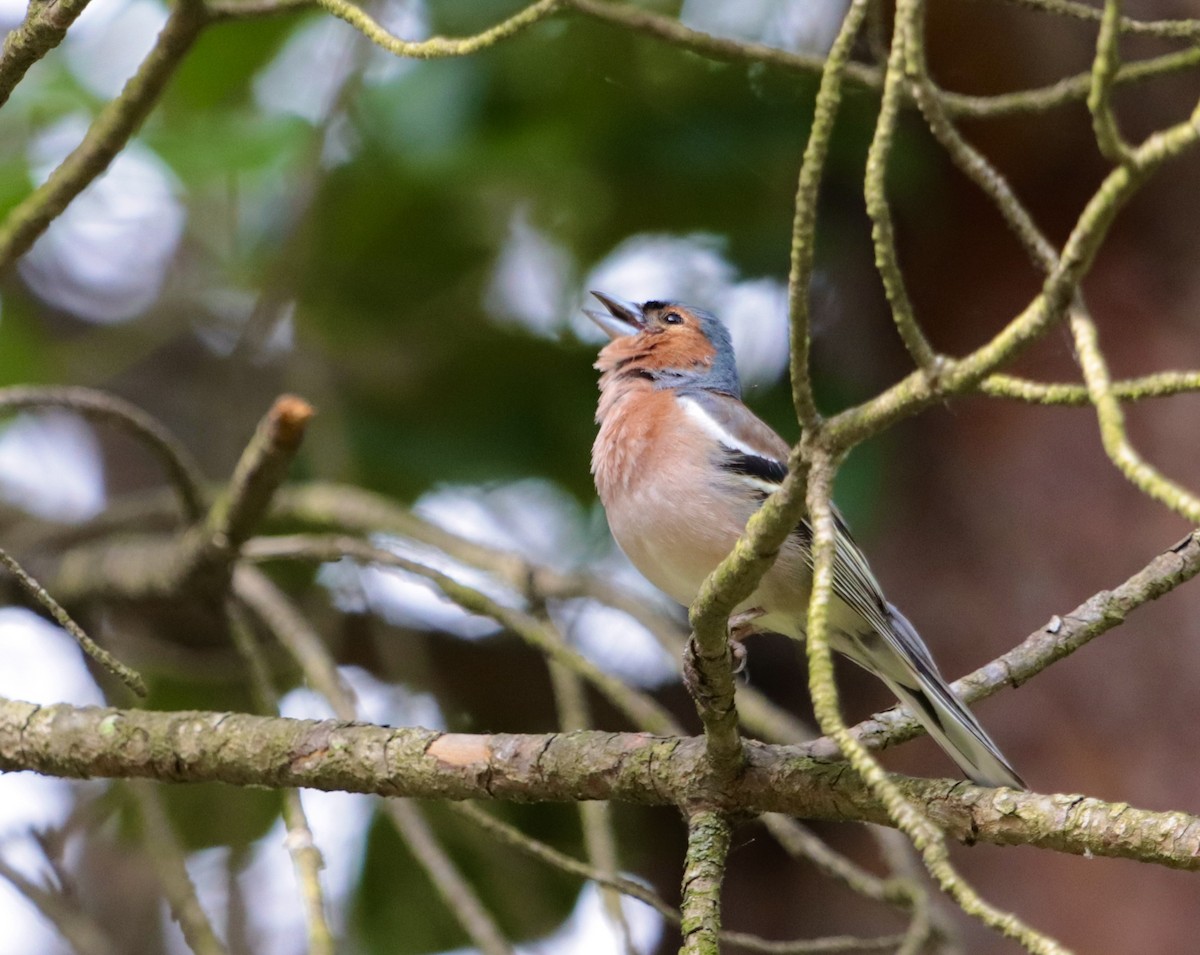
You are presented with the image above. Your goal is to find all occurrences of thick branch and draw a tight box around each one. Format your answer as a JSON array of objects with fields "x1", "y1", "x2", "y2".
[{"x1": 5, "y1": 701, "x2": 1200, "y2": 870}]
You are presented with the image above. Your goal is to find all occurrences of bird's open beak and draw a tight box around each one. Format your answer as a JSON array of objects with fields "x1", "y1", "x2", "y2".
[{"x1": 585, "y1": 291, "x2": 644, "y2": 340}]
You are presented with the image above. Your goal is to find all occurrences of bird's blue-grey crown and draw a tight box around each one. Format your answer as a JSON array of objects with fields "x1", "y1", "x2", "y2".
[{"x1": 585, "y1": 291, "x2": 742, "y2": 399}]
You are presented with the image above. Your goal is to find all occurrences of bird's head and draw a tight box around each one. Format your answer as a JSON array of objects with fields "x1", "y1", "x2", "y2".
[{"x1": 585, "y1": 291, "x2": 741, "y2": 398}]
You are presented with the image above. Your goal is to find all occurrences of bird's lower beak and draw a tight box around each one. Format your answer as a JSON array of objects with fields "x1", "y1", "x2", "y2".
[{"x1": 585, "y1": 291, "x2": 644, "y2": 340}]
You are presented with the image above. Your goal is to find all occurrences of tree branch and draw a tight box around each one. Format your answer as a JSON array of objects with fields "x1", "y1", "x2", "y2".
[
  {"x1": 129, "y1": 780, "x2": 229, "y2": 955},
  {"x1": 679, "y1": 810, "x2": 730, "y2": 955},
  {"x1": 383, "y1": 800, "x2": 515, "y2": 955},
  {"x1": 0, "y1": 0, "x2": 208, "y2": 269},
  {"x1": 0, "y1": 547, "x2": 146, "y2": 696},
  {"x1": 316, "y1": 0, "x2": 561, "y2": 57},
  {"x1": 786, "y1": 0, "x2": 869, "y2": 429},
  {"x1": 0, "y1": 0, "x2": 94, "y2": 108},
  {"x1": 802, "y1": 454, "x2": 1066, "y2": 954},
  {"x1": 839, "y1": 529, "x2": 1200, "y2": 755},
  {"x1": 6, "y1": 701, "x2": 1200, "y2": 870},
  {"x1": 0, "y1": 386, "x2": 206, "y2": 522},
  {"x1": 864, "y1": 0, "x2": 937, "y2": 371}
]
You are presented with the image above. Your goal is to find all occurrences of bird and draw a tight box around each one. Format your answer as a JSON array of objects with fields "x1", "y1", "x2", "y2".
[{"x1": 584, "y1": 290, "x2": 1024, "y2": 790}]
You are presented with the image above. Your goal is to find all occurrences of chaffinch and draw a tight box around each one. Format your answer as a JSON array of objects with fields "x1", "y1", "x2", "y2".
[{"x1": 585, "y1": 291, "x2": 1024, "y2": 790}]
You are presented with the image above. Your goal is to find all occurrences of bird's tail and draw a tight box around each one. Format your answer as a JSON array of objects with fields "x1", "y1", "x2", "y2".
[{"x1": 878, "y1": 609, "x2": 1025, "y2": 790}]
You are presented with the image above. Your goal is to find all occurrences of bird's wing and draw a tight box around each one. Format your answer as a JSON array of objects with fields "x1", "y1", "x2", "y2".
[
  {"x1": 676, "y1": 391, "x2": 791, "y2": 493},
  {"x1": 672, "y1": 394, "x2": 1020, "y2": 786},
  {"x1": 676, "y1": 390, "x2": 925, "y2": 659},
  {"x1": 827, "y1": 514, "x2": 945, "y2": 670}
]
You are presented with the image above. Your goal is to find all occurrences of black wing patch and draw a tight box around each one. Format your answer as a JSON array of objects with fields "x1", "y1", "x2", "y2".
[{"x1": 720, "y1": 450, "x2": 787, "y2": 486}]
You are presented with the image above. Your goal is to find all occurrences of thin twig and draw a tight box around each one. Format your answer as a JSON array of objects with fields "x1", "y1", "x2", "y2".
[
  {"x1": 383, "y1": 801, "x2": 516, "y2": 955},
  {"x1": 978, "y1": 370, "x2": 1200, "y2": 405},
  {"x1": 844, "y1": 530, "x2": 1200, "y2": 753},
  {"x1": 244, "y1": 533, "x2": 681, "y2": 735},
  {"x1": 999, "y1": 0, "x2": 1200, "y2": 39},
  {"x1": 761, "y1": 815, "x2": 938, "y2": 954},
  {"x1": 0, "y1": 546, "x2": 146, "y2": 696},
  {"x1": 272, "y1": 483, "x2": 690, "y2": 669},
  {"x1": 234, "y1": 566, "x2": 354, "y2": 717},
  {"x1": 566, "y1": 0, "x2": 882, "y2": 96},
  {"x1": 904, "y1": 5, "x2": 1059, "y2": 275},
  {"x1": 547, "y1": 659, "x2": 636, "y2": 955},
  {"x1": 0, "y1": 0, "x2": 208, "y2": 268},
  {"x1": 0, "y1": 852, "x2": 118, "y2": 955},
  {"x1": 226, "y1": 605, "x2": 337, "y2": 955},
  {"x1": 280, "y1": 789, "x2": 335, "y2": 955},
  {"x1": 863, "y1": 0, "x2": 937, "y2": 371},
  {"x1": 0, "y1": 386, "x2": 206, "y2": 521},
  {"x1": 452, "y1": 800, "x2": 675, "y2": 918},
  {"x1": 205, "y1": 0, "x2": 312, "y2": 19},
  {"x1": 454, "y1": 803, "x2": 897, "y2": 954},
  {"x1": 938, "y1": 46, "x2": 1200, "y2": 120},
  {"x1": 1070, "y1": 313, "x2": 1200, "y2": 521},
  {"x1": 129, "y1": 780, "x2": 230, "y2": 955},
  {"x1": 1088, "y1": 0, "x2": 1134, "y2": 164},
  {"x1": 316, "y1": 0, "x2": 560, "y2": 57},
  {"x1": 787, "y1": 0, "x2": 870, "y2": 429},
  {"x1": 761, "y1": 815, "x2": 907, "y2": 909},
  {"x1": 271, "y1": 483, "x2": 810, "y2": 744},
  {"x1": 802, "y1": 451, "x2": 1067, "y2": 954}
]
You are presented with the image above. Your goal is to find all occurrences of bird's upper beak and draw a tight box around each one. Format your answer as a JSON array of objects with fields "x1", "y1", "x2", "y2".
[{"x1": 585, "y1": 291, "x2": 644, "y2": 340}]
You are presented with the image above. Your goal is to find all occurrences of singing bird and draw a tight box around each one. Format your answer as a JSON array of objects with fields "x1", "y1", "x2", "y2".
[{"x1": 585, "y1": 291, "x2": 1024, "y2": 789}]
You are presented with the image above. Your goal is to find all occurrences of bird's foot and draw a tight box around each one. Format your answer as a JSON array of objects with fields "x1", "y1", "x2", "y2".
[{"x1": 728, "y1": 608, "x2": 767, "y2": 674}]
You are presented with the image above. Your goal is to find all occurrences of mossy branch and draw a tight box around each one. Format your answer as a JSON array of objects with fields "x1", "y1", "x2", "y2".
[
  {"x1": 6, "y1": 700, "x2": 1200, "y2": 869},
  {"x1": 864, "y1": 0, "x2": 937, "y2": 371},
  {"x1": 786, "y1": 0, "x2": 870, "y2": 429},
  {"x1": 315, "y1": 0, "x2": 561, "y2": 57},
  {"x1": 679, "y1": 810, "x2": 730, "y2": 955},
  {"x1": 802, "y1": 453, "x2": 1068, "y2": 954},
  {"x1": 1087, "y1": 0, "x2": 1135, "y2": 164}
]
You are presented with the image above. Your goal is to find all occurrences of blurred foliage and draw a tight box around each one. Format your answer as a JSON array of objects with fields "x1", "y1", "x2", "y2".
[{"x1": 354, "y1": 802, "x2": 582, "y2": 952}]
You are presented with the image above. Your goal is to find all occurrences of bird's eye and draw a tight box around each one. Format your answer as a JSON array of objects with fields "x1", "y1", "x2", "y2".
[{"x1": 663, "y1": 311, "x2": 684, "y2": 325}]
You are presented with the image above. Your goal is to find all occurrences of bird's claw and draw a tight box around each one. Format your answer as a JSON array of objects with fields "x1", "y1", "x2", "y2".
[
  {"x1": 727, "y1": 607, "x2": 765, "y2": 675},
  {"x1": 728, "y1": 607, "x2": 766, "y2": 644},
  {"x1": 729, "y1": 639, "x2": 748, "y2": 674}
]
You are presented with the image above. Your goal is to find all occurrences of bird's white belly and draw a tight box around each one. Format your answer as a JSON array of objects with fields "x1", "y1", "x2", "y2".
[
  {"x1": 605, "y1": 473, "x2": 812, "y2": 630},
  {"x1": 604, "y1": 470, "x2": 742, "y2": 604}
]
